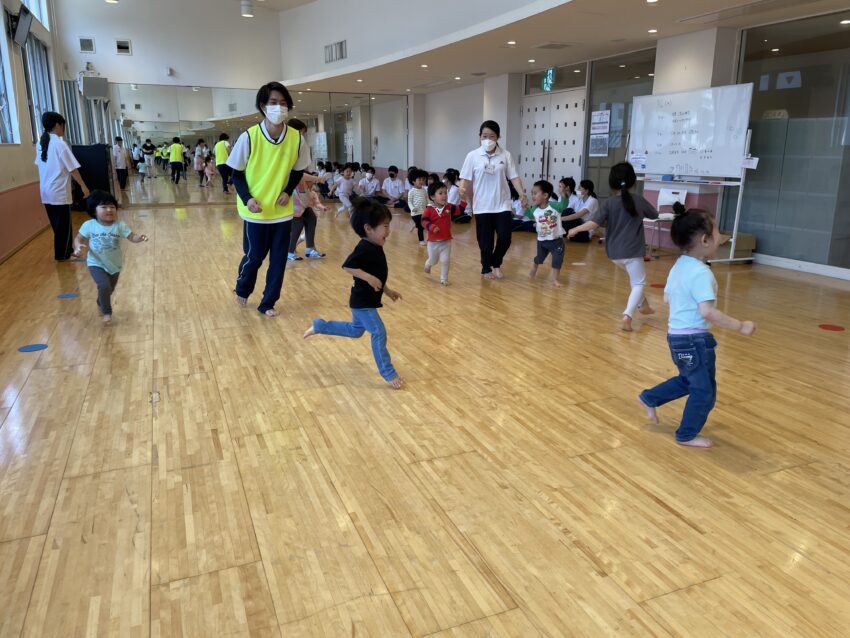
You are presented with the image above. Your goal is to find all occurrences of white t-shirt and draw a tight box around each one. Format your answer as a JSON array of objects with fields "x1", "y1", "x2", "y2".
[
  {"x1": 447, "y1": 184, "x2": 461, "y2": 206},
  {"x1": 131, "y1": 147, "x2": 141, "y2": 161},
  {"x1": 112, "y1": 144, "x2": 128, "y2": 170},
  {"x1": 35, "y1": 133, "x2": 81, "y2": 205},
  {"x1": 382, "y1": 177, "x2": 406, "y2": 199},
  {"x1": 530, "y1": 205, "x2": 565, "y2": 240},
  {"x1": 459, "y1": 144, "x2": 520, "y2": 214},
  {"x1": 225, "y1": 121, "x2": 311, "y2": 172},
  {"x1": 567, "y1": 193, "x2": 581, "y2": 211},
  {"x1": 358, "y1": 176, "x2": 380, "y2": 196},
  {"x1": 576, "y1": 195, "x2": 599, "y2": 222}
]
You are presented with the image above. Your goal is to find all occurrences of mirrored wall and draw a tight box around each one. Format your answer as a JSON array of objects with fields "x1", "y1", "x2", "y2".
[{"x1": 92, "y1": 84, "x2": 408, "y2": 206}]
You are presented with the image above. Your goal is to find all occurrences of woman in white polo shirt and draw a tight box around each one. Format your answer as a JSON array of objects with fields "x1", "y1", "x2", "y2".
[
  {"x1": 459, "y1": 120, "x2": 527, "y2": 279},
  {"x1": 35, "y1": 112, "x2": 90, "y2": 261}
]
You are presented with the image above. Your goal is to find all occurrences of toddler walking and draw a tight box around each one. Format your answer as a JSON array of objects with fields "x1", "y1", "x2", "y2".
[
  {"x1": 407, "y1": 169, "x2": 428, "y2": 246},
  {"x1": 422, "y1": 181, "x2": 463, "y2": 285},
  {"x1": 72, "y1": 190, "x2": 148, "y2": 324},
  {"x1": 304, "y1": 198, "x2": 404, "y2": 389},
  {"x1": 638, "y1": 202, "x2": 755, "y2": 448},
  {"x1": 524, "y1": 180, "x2": 566, "y2": 287},
  {"x1": 330, "y1": 163, "x2": 355, "y2": 217}
]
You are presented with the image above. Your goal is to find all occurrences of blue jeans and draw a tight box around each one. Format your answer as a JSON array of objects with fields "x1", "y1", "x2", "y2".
[
  {"x1": 313, "y1": 308, "x2": 398, "y2": 381},
  {"x1": 640, "y1": 333, "x2": 717, "y2": 442}
]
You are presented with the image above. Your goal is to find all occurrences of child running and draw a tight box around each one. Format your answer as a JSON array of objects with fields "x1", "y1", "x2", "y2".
[
  {"x1": 304, "y1": 198, "x2": 404, "y2": 389},
  {"x1": 407, "y1": 169, "x2": 428, "y2": 246},
  {"x1": 422, "y1": 181, "x2": 463, "y2": 285},
  {"x1": 72, "y1": 190, "x2": 148, "y2": 324},
  {"x1": 638, "y1": 202, "x2": 756, "y2": 448},
  {"x1": 330, "y1": 163, "x2": 355, "y2": 217},
  {"x1": 524, "y1": 180, "x2": 566, "y2": 287},
  {"x1": 568, "y1": 162, "x2": 658, "y2": 331}
]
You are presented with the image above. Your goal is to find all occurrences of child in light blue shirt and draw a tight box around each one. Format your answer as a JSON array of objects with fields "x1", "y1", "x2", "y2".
[
  {"x1": 73, "y1": 190, "x2": 147, "y2": 323},
  {"x1": 638, "y1": 203, "x2": 755, "y2": 449}
]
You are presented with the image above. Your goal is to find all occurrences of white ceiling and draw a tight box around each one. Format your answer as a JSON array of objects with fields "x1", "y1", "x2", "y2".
[
  {"x1": 239, "y1": 0, "x2": 313, "y2": 10},
  {"x1": 281, "y1": 0, "x2": 850, "y2": 94}
]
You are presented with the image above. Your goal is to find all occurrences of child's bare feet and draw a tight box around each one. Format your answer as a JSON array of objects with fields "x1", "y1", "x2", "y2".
[
  {"x1": 637, "y1": 395, "x2": 658, "y2": 423},
  {"x1": 303, "y1": 326, "x2": 316, "y2": 339},
  {"x1": 529, "y1": 266, "x2": 538, "y2": 278},
  {"x1": 483, "y1": 272, "x2": 496, "y2": 280},
  {"x1": 678, "y1": 436, "x2": 714, "y2": 449},
  {"x1": 440, "y1": 280, "x2": 450, "y2": 286},
  {"x1": 493, "y1": 267, "x2": 504, "y2": 279},
  {"x1": 264, "y1": 308, "x2": 279, "y2": 317},
  {"x1": 424, "y1": 260, "x2": 432, "y2": 274},
  {"x1": 621, "y1": 315, "x2": 633, "y2": 332},
  {"x1": 639, "y1": 303, "x2": 655, "y2": 316},
  {"x1": 552, "y1": 279, "x2": 562, "y2": 288},
  {"x1": 388, "y1": 376, "x2": 405, "y2": 389},
  {"x1": 234, "y1": 293, "x2": 247, "y2": 308},
  {"x1": 102, "y1": 314, "x2": 112, "y2": 324}
]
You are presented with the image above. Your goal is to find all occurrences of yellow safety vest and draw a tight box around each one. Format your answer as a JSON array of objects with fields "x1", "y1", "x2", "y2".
[
  {"x1": 169, "y1": 143, "x2": 183, "y2": 163},
  {"x1": 214, "y1": 140, "x2": 229, "y2": 166},
  {"x1": 236, "y1": 124, "x2": 299, "y2": 222}
]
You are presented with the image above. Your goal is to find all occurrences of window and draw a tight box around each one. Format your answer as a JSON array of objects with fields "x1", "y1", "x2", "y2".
[
  {"x1": 21, "y1": 0, "x2": 49, "y2": 30},
  {"x1": 23, "y1": 33, "x2": 54, "y2": 143},
  {"x1": 0, "y1": 30, "x2": 18, "y2": 143}
]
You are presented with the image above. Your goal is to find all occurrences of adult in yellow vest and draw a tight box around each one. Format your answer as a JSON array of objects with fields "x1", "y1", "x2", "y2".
[
  {"x1": 214, "y1": 133, "x2": 232, "y2": 194},
  {"x1": 169, "y1": 136, "x2": 184, "y2": 184},
  {"x1": 227, "y1": 81, "x2": 309, "y2": 317}
]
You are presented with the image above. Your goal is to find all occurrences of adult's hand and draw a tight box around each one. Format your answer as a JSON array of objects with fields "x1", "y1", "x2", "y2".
[
  {"x1": 247, "y1": 198, "x2": 263, "y2": 214},
  {"x1": 277, "y1": 193, "x2": 290, "y2": 207}
]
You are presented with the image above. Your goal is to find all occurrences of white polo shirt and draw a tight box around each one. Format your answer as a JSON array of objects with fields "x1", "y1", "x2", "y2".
[
  {"x1": 382, "y1": 177, "x2": 406, "y2": 199},
  {"x1": 358, "y1": 176, "x2": 380, "y2": 196},
  {"x1": 35, "y1": 133, "x2": 81, "y2": 206},
  {"x1": 112, "y1": 144, "x2": 128, "y2": 170},
  {"x1": 459, "y1": 144, "x2": 520, "y2": 214},
  {"x1": 576, "y1": 195, "x2": 599, "y2": 222}
]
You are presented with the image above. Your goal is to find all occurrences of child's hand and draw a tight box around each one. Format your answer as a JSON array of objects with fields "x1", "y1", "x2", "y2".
[
  {"x1": 739, "y1": 320, "x2": 756, "y2": 336},
  {"x1": 247, "y1": 198, "x2": 263, "y2": 213},
  {"x1": 365, "y1": 274, "x2": 383, "y2": 291},
  {"x1": 72, "y1": 248, "x2": 84, "y2": 258},
  {"x1": 386, "y1": 289, "x2": 402, "y2": 302}
]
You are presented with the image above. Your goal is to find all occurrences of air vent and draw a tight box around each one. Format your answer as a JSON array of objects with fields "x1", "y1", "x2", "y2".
[
  {"x1": 79, "y1": 37, "x2": 95, "y2": 53},
  {"x1": 532, "y1": 42, "x2": 573, "y2": 50},
  {"x1": 134, "y1": 104, "x2": 141, "y2": 110},
  {"x1": 228, "y1": 102, "x2": 237, "y2": 113},
  {"x1": 679, "y1": 0, "x2": 799, "y2": 24},
  {"x1": 116, "y1": 39, "x2": 132, "y2": 55},
  {"x1": 324, "y1": 40, "x2": 347, "y2": 64},
  {"x1": 120, "y1": 103, "x2": 126, "y2": 110}
]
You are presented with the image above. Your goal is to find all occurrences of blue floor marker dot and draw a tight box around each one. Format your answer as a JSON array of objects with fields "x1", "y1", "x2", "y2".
[
  {"x1": 57, "y1": 293, "x2": 79, "y2": 299},
  {"x1": 18, "y1": 343, "x2": 48, "y2": 353}
]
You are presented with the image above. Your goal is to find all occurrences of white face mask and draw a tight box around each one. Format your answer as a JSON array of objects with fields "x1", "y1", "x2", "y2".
[
  {"x1": 480, "y1": 138, "x2": 497, "y2": 152},
  {"x1": 264, "y1": 104, "x2": 288, "y2": 125},
  {"x1": 365, "y1": 172, "x2": 374, "y2": 180}
]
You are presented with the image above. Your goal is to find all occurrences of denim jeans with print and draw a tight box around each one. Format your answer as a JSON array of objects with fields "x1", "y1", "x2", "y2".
[{"x1": 640, "y1": 333, "x2": 717, "y2": 442}]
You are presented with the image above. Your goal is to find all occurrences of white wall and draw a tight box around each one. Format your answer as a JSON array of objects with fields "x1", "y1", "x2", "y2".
[
  {"x1": 424, "y1": 82, "x2": 485, "y2": 172},
  {"x1": 279, "y1": 0, "x2": 569, "y2": 83},
  {"x1": 370, "y1": 97, "x2": 407, "y2": 169},
  {"x1": 52, "y1": 0, "x2": 282, "y2": 89},
  {"x1": 483, "y1": 73, "x2": 524, "y2": 160},
  {"x1": 653, "y1": 28, "x2": 721, "y2": 95}
]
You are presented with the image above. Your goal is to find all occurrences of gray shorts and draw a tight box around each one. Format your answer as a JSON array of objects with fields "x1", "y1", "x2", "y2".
[{"x1": 535, "y1": 238, "x2": 565, "y2": 269}]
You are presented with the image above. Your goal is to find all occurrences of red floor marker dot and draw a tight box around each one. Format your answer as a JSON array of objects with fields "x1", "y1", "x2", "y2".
[
  {"x1": 650, "y1": 283, "x2": 665, "y2": 289},
  {"x1": 819, "y1": 324, "x2": 845, "y2": 332}
]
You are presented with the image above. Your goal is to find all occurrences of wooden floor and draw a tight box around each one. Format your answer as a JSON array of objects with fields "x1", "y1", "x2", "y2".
[{"x1": 1, "y1": 192, "x2": 849, "y2": 637}]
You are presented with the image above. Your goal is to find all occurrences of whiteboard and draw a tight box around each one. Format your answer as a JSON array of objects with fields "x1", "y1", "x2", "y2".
[{"x1": 628, "y1": 83, "x2": 753, "y2": 178}]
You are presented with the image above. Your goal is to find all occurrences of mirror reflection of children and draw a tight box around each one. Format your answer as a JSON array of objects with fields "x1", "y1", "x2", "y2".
[{"x1": 72, "y1": 190, "x2": 148, "y2": 324}]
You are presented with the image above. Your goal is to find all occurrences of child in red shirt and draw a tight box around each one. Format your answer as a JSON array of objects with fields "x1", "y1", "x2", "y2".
[{"x1": 422, "y1": 181, "x2": 463, "y2": 285}]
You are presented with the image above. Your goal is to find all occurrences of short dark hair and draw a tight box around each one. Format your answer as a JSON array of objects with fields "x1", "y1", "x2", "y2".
[
  {"x1": 671, "y1": 202, "x2": 715, "y2": 249},
  {"x1": 287, "y1": 117, "x2": 307, "y2": 132},
  {"x1": 533, "y1": 180, "x2": 554, "y2": 198},
  {"x1": 219, "y1": 133, "x2": 229, "y2": 141},
  {"x1": 428, "y1": 180, "x2": 446, "y2": 199},
  {"x1": 197, "y1": 139, "x2": 205, "y2": 145},
  {"x1": 351, "y1": 162, "x2": 361, "y2": 171},
  {"x1": 579, "y1": 179, "x2": 596, "y2": 199},
  {"x1": 350, "y1": 197, "x2": 392, "y2": 237},
  {"x1": 145, "y1": 138, "x2": 152, "y2": 143},
  {"x1": 86, "y1": 190, "x2": 119, "y2": 218},
  {"x1": 410, "y1": 169, "x2": 427, "y2": 183},
  {"x1": 255, "y1": 81, "x2": 293, "y2": 113},
  {"x1": 480, "y1": 120, "x2": 500, "y2": 137},
  {"x1": 172, "y1": 136, "x2": 180, "y2": 143},
  {"x1": 559, "y1": 176, "x2": 576, "y2": 193},
  {"x1": 114, "y1": 136, "x2": 123, "y2": 142},
  {"x1": 388, "y1": 165, "x2": 398, "y2": 173}
]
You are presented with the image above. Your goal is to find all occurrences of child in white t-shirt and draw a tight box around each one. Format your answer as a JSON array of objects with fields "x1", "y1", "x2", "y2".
[
  {"x1": 524, "y1": 180, "x2": 565, "y2": 287},
  {"x1": 329, "y1": 164, "x2": 355, "y2": 217}
]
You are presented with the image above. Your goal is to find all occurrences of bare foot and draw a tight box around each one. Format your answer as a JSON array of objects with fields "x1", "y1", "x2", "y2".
[
  {"x1": 303, "y1": 326, "x2": 316, "y2": 339},
  {"x1": 529, "y1": 266, "x2": 538, "y2": 278},
  {"x1": 637, "y1": 396, "x2": 658, "y2": 423},
  {"x1": 440, "y1": 280, "x2": 450, "y2": 286},
  {"x1": 621, "y1": 315, "x2": 633, "y2": 332},
  {"x1": 639, "y1": 303, "x2": 655, "y2": 316},
  {"x1": 234, "y1": 293, "x2": 247, "y2": 308},
  {"x1": 678, "y1": 436, "x2": 714, "y2": 449},
  {"x1": 424, "y1": 260, "x2": 432, "y2": 274},
  {"x1": 264, "y1": 309, "x2": 279, "y2": 317},
  {"x1": 388, "y1": 376, "x2": 405, "y2": 389},
  {"x1": 552, "y1": 279, "x2": 562, "y2": 288},
  {"x1": 483, "y1": 272, "x2": 496, "y2": 280},
  {"x1": 493, "y1": 267, "x2": 504, "y2": 279},
  {"x1": 102, "y1": 314, "x2": 112, "y2": 324}
]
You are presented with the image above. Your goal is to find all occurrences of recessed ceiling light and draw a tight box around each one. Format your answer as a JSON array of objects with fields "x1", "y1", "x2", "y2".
[
  {"x1": 619, "y1": 64, "x2": 627, "y2": 68},
  {"x1": 297, "y1": 99, "x2": 302, "y2": 102},
  {"x1": 646, "y1": 0, "x2": 658, "y2": 3},
  {"x1": 648, "y1": 28, "x2": 658, "y2": 34},
  {"x1": 771, "y1": 48, "x2": 780, "y2": 52},
  {"x1": 344, "y1": 103, "x2": 348, "y2": 106},
  {"x1": 356, "y1": 79, "x2": 363, "y2": 83},
  {"x1": 306, "y1": 88, "x2": 311, "y2": 91},
  {"x1": 298, "y1": 91, "x2": 303, "y2": 95},
  {"x1": 420, "y1": 64, "x2": 428, "y2": 68},
  {"x1": 634, "y1": 75, "x2": 641, "y2": 79},
  {"x1": 648, "y1": 73, "x2": 655, "y2": 77},
  {"x1": 528, "y1": 59, "x2": 536, "y2": 63},
  {"x1": 841, "y1": 19, "x2": 850, "y2": 25},
  {"x1": 507, "y1": 40, "x2": 516, "y2": 45},
  {"x1": 574, "y1": 69, "x2": 581, "y2": 73},
  {"x1": 371, "y1": 97, "x2": 375, "y2": 100}
]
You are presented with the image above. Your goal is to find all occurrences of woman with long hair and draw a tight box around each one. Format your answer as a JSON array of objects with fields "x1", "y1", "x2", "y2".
[{"x1": 34, "y1": 111, "x2": 90, "y2": 260}]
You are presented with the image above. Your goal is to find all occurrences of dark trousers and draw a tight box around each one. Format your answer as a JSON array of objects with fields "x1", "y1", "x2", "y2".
[
  {"x1": 88, "y1": 266, "x2": 120, "y2": 315},
  {"x1": 235, "y1": 219, "x2": 293, "y2": 313},
  {"x1": 116, "y1": 169, "x2": 128, "y2": 190},
  {"x1": 412, "y1": 214, "x2": 424, "y2": 242},
  {"x1": 289, "y1": 208, "x2": 318, "y2": 252},
  {"x1": 197, "y1": 170, "x2": 206, "y2": 185},
  {"x1": 217, "y1": 164, "x2": 232, "y2": 192},
  {"x1": 170, "y1": 162, "x2": 182, "y2": 183},
  {"x1": 475, "y1": 211, "x2": 513, "y2": 274},
  {"x1": 44, "y1": 204, "x2": 73, "y2": 260}
]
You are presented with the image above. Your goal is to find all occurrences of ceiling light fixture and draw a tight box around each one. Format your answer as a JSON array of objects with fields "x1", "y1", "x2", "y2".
[
  {"x1": 240, "y1": 1, "x2": 254, "y2": 17},
  {"x1": 420, "y1": 64, "x2": 428, "y2": 68},
  {"x1": 648, "y1": 73, "x2": 655, "y2": 77},
  {"x1": 356, "y1": 79, "x2": 363, "y2": 83},
  {"x1": 619, "y1": 64, "x2": 627, "y2": 68},
  {"x1": 454, "y1": 76, "x2": 461, "y2": 80},
  {"x1": 646, "y1": 0, "x2": 658, "y2": 3},
  {"x1": 771, "y1": 48, "x2": 780, "y2": 52},
  {"x1": 528, "y1": 59, "x2": 536, "y2": 63},
  {"x1": 507, "y1": 40, "x2": 516, "y2": 45},
  {"x1": 648, "y1": 28, "x2": 658, "y2": 34},
  {"x1": 306, "y1": 88, "x2": 311, "y2": 91},
  {"x1": 841, "y1": 19, "x2": 850, "y2": 25},
  {"x1": 634, "y1": 75, "x2": 641, "y2": 79},
  {"x1": 371, "y1": 97, "x2": 376, "y2": 100},
  {"x1": 105, "y1": 0, "x2": 119, "y2": 4},
  {"x1": 405, "y1": 88, "x2": 411, "y2": 92},
  {"x1": 574, "y1": 69, "x2": 581, "y2": 73}
]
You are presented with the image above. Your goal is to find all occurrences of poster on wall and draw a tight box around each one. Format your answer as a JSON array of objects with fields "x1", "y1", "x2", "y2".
[
  {"x1": 590, "y1": 110, "x2": 611, "y2": 135},
  {"x1": 589, "y1": 134, "x2": 609, "y2": 157}
]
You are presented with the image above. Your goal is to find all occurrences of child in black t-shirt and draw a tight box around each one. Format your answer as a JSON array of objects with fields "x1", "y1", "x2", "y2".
[{"x1": 304, "y1": 197, "x2": 404, "y2": 389}]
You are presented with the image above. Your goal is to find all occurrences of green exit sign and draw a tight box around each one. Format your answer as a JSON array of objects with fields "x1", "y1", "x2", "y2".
[{"x1": 542, "y1": 67, "x2": 556, "y2": 92}]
